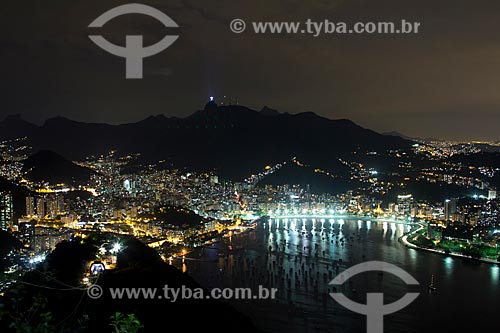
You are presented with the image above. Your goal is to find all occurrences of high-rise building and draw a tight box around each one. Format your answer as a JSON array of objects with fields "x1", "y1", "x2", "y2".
[
  {"x1": 0, "y1": 191, "x2": 14, "y2": 231},
  {"x1": 397, "y1": 194, "x2": 414, "y2": 215},
  {"x1": 209, "y1": 175, "x2": 219, "y2": 184},
  {"x1": 488, "y1": 190, "x2": 497, "y2": 201},
  {"x1": 56, "y1": 195, "x2": 65, "y2": 212},
  {"x1": 124, "y1": 179, "x2": 131, "y2": 191},
  {"x1": 444, "y1": 199, "x2": 457, "y2": 221},
  {"x1": 37, "y1": 198, "x2": 46, "y2": 218},
  {"x1": 17, "y1": 219, "x2": 35, "y2": 246},
  {"x1": 26, "y1": 197, "x2": 35, "y2": 217},
  {"x1": 48, "y1": 198, "x2": 58, "y2": 218}
]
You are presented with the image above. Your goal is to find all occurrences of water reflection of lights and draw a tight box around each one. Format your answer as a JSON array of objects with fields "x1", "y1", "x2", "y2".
[
  {"x1": 490, "y1": 266, "x2": 499, "y2": 282},
  {"x1": 284, "y1": 228, "x2": 290, "y2": 243},
  {"x1": 275, "y1": 229, "x2": 282, "y2": 244},
  {"x1": 408, "y1": 246, "x2": 417, "y2": 262},
  {"x1": 444, "y1": 256, "x2": 454, "y2": 278}
]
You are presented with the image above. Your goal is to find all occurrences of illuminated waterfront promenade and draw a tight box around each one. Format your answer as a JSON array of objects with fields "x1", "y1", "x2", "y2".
[{"x1": 267, "y1": 214, "x2": 416, "y2": 225}]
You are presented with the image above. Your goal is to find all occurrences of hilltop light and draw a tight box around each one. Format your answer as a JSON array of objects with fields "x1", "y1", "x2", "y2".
[{"x1": 209, "y1": 96, "x2": 214, "y2": 101}]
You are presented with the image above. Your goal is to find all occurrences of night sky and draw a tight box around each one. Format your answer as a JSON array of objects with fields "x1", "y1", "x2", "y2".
[{"x1": 2, "y1": 0, "x2": 500, "y2": 140}]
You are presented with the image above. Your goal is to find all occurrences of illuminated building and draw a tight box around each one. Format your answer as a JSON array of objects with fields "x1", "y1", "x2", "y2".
[
  {"x1": 17, "y1": 219, "x2": 35, "y2": 246},
  {"x1": 397, "y1": 194, "x2": 414, "y2": 215},
  {"x1": 444, "y1": 199, "x2": 457, "y2": 221},
  {"x1": 124, "y1": 179, "x2": 131, "y2": 191},
  {"x1": 26, "y1": 196, "x2": 35, "y2": 216},
  {"x1": 489, "y1": 190, "x2": 497, "y2": 201},
  {"x1": 37, "y1": 197, "x2": 46, "y2": 218},
  {"x1": 0, "y1": 191, "x2": 14, "y2": 230}
]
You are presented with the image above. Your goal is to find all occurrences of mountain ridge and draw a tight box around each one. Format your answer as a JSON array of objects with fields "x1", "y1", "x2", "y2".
[
  {"x1": 22, "y1": 150, "x2": 95, "y2": 185},
  {"x1": 0, "y1": 104, "x2": 413, "y2": 180}
]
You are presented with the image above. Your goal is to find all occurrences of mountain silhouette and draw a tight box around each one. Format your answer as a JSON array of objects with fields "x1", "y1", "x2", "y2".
[
  {"x1": 258, "y1": 160, "x2": 357, "y2": 194},
  {"x1": 0, "y1": 105, "x2": 412, "y2": 180},
  {"x1": 22, "y1": 150, "x2": 95, "y2": 185}
]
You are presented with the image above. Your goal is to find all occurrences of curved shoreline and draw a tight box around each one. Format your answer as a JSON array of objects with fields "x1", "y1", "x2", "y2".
[
  {"x1": 399, "y1": 223, "x2": 500, "y2": 265},
  {"x1": 268, "y1": 215, "x2": 499, "y2": 265}
]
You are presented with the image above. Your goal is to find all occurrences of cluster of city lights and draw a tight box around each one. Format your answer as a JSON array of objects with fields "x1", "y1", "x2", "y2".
[{"x1": 28, "y1": 255, "x2": 46, "y2": 264}]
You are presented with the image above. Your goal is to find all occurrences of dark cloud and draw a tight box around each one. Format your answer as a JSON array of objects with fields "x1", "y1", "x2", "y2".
[{"x1": 1, "y1": 0, "x2": 499, "y2": 140}]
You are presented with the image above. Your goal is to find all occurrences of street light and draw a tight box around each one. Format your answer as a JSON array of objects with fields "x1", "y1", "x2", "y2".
[{"x1": 110, "y1": 243, "x2": 122, "y2": 254}]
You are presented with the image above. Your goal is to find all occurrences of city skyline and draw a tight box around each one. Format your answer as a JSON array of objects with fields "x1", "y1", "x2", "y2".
[
  {"x1": 1, "y1": 136, "x2": 499, "y2": 331},
  {"x1": 1, "y1": 2, "x2": 500, "y2": 332}
]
